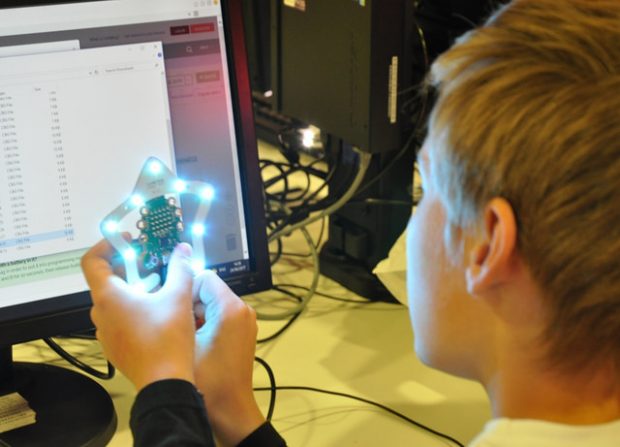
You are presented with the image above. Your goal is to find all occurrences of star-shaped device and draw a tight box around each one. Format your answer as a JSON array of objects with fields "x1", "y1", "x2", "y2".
[{"x1": 100, "y1": 157, "x2": 215, "y2": 292}]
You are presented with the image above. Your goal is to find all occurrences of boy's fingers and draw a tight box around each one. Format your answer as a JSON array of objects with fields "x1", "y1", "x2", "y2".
[
  {"x1": 160, "y1": 243, "x2": 194, "y2": 298},
  {"x1": 194, "y1": 270, "x2": 232, "y2": 305},
  {"x1": 81, "y1": 239, "x2": 117, "y2": 292}
]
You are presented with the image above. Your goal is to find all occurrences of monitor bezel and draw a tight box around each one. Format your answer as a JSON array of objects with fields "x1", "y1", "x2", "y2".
[{"x1": 0, "y1": 0, "x2": 272, "y2": 346}]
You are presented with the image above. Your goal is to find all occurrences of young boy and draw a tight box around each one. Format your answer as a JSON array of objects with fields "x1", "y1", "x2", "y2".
[{"x1": 81, "y1": 0, "x2": 620, "y2": 445}]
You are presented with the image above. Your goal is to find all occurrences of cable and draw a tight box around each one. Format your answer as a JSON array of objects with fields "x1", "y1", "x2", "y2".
[
  {"x1": 43, "y1": 337, "x2": 115, "y2": 380},
  {"x1": 270, "y1": 157, "x2": 338, "y2": 232},
  {"x1": 258, "y1": 148, "x2": 370, "y2": 320},
  {"x1": 269, "y1": 236, "x2": 284, "y2": 266},
  {"x1": 314, "y1": 216, "x2": 327, "y2": 249},
  {"x1": 255, "y1": 221, "x2": 320, "y2": 320},
  {"x1": 269, "y1": 149, "x2": 372, "y2": 242},
  {"x1": 262, "y1": 154, "x2": 335, "y2": 238},
  {"x1": 254, "y1": 356, "x2": 277, "y2": 421},
  {"x1": 399, "y1": 2, "x2": 431, "y2": 128},
  {"x1": 257, "y1": 287, "x2": 303, "y2": 343},
  {"x1": 261, "y1": 156, "x2": 330, "y2": 204},
  {"x1": 274, "y1": 284, "x2": 373, "y2": 305},
  {"x1": 348, "y1": 198, "x2": 417, "y2": 207},
  {"x1": 260, "y1": 146, "x2": 369, "y2": 320},
  {"x1": 353, "y1": 131, "x2": 418, "y2": 199},
  {"x1": 253, "y1": 385, "x2": 465, "y2": 447},
  {"x1": 263, "y1": 143, "x2": 342, "y2": 237},
  {"x1": 286, "y1": 159, "x2": 336, "y2": 213},
  {"x1": 56, "y1": 329, "x2": 97, "y2": 340},
  {"x1": 273, "y1": 217, "x2": 326, "y2": 260},
  {"x1": 413, "y1": 11, "x2": 430, "y2": 79},
  {"x1": 263, "y1": 146, "x2": 350, "y2": 234},
  {"x1": 451, "y1": 11, "x2": 477, "y2": 28},
  {"x1": 259, "y1": 159, "x2": 329, "y2": 320}
]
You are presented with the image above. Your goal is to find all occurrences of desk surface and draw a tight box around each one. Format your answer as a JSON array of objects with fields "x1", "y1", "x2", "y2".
[{"x1": 13, "y1": 145, "x2": 491, "y2": 446}]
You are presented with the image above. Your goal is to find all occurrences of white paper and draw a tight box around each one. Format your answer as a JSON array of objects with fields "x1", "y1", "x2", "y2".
[
  {"x1": 374, "y1": 227, "x2": 408, "y2": 306},
  {"x1": 373, "y1": 160, "x2": 419, "y2": 306},
  {"x1": 0, "y1": 392, "x2": 36, "y2": 433}
]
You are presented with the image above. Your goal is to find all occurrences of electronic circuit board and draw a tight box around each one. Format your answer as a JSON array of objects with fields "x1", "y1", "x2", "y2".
[{"x1": 137, "y1": 196, "x2": 184, "y2": 271}]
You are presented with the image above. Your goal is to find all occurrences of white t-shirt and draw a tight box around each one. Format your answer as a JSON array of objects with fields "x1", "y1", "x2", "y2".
[{"x1": 469, "y1": 418, "x2": 620, "y2": 447}]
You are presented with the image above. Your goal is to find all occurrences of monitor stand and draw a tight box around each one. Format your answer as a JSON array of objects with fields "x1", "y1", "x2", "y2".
[{"x1": 0, "y1": 345, "x2": 117, "y2": 447}]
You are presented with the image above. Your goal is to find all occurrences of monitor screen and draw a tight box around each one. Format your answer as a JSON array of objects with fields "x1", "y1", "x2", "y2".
[{"x1": 0, "y1": 0, "x2": 272, "y2": 345}]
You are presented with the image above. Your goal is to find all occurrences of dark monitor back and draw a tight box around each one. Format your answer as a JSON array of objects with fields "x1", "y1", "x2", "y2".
[
  {"x1": 242, "y1": 0, "x2": 272, "y2": 95},
  {"x1": 272, "y1": 0, "x2": 413, "y2": 153}
]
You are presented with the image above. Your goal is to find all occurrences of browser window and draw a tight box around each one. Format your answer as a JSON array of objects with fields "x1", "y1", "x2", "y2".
[{"x1": 0, "y1": 0, "x2": 252, "y2": 310}]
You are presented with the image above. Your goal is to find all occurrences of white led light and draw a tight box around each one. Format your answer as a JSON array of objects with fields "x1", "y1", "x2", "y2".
[
  {"x1": 264, "y1": 90, "x2": 273, "y2": 98},
  {"x1": 200, "y1": 185, "x2": 215, "y2": 201},
  {"x1": 192, "y1": 223, "x2": 205, "y2": 236},
  {"x1": 104, "y1": 220, "x2": 118, "y2": 233},
  {"x1": 132, "y1": 281, "x2": 147, "y2": 293},
  {"x1": 148, "y1": 160, "x2": 162, "y2": 175},
  {"x1": 123, "y1": 248, "x2": 137, "y2": 261},
  {"x1": 191, "y1": 258, "x2": 205, "y2": 274},
  {"x1": 130, "y1": 194, "x2": 144, "y2": 207},
  {"x1": 173, "y1": 179, "x2": 187, "y2": 193},
  {"x1": 302, "y1": 128, "x2": 315, "y2": 148}
]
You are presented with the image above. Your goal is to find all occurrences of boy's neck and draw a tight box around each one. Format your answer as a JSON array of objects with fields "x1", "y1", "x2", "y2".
[{"x1": 485, "y1": 354, "x2": 620, "y2": 424}]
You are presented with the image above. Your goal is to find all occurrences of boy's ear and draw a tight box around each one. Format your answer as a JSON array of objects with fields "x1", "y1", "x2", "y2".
[{"x1": 465, "y1": 198, "x2": 518, "y2": 296}]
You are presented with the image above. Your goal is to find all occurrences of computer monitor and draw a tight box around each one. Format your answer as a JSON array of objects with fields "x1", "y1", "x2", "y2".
[{"x1": 0, "y1": 0, "x2": 271, "y2": 444}]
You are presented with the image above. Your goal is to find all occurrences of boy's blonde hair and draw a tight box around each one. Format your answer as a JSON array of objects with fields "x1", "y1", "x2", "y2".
[{"x1": 427, "y1": 0, "x2": 620, "y2": 371}]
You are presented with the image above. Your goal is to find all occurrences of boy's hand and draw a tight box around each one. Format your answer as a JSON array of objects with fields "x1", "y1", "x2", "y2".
[
  {"x1": 193, "y1": 270, "x2": 265, "y2": 446},
  {"x1": 81, "y1": 239, "x2": 196, "y2": 391}
]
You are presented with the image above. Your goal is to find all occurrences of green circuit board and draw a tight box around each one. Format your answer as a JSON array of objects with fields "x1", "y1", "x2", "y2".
[{"x1": 137, "y1": 195, "x2": 184, "y2": 270}]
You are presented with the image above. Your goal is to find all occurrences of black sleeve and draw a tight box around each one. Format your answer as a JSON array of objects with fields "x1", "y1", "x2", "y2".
[
  {"x1": 130, "y1": 379, "x2": 286, "y2": 447},
  {"x1": 130, "y1": 379, "x2": 215, "y2": 447},
  {"x1": 237, "y1": 421, "x2": 287, "y2": 447}
]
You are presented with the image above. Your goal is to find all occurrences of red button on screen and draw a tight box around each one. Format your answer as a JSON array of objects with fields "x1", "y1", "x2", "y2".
[{"x1": 191, "y1": 23, "x2": 215, "y2": 33}]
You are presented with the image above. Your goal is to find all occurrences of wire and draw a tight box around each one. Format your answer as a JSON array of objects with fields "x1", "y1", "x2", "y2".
[
  {"x1": 258, "y1": 385, "x2": 465, "y2": 446},
  {"x1": 258, "y1": 148, "x2": 370, "y2": 320},
  {"x1": 314, "y1": 216, "x2": 326, "y2": 249},
  {"x1": 260, "y1": 145, "x2": 370, "y2": 320},
  {"x1": 261, "y1": 157, "x2": 329, "y2": 204},
  {"x1": 288, "y1": 159, "x2": 336, "y2": 213},
  {"x1": 353, "y1": 131, "x2": 419, "y2": 198},
  {"x1": 257, "y1": 155, "x2": 341, "y2": 320},
  {"x1": 253, "y1": 385, "x2": 465, "y2": 447},
  {"x1": 254, "y1": 357, "x2": 277, "y2": 421},
  {"x1": 57, "y1": 330, "x2": 97, "y2": 340},
  {"x1": 258, "y1": 155, "x2": 333, "y2": 320},
  {"x1": 269, "y1": 149, "x2": 372, "y2": 242},
  {"x1": 348, "y1": 198, "x2": 417, "y2": 207},
  {"x1": 255, "y1": 151, "x2": 372, "y2": 320},
  {"x1": 274, "y1": 283, "x2": 373, "y2": 305},
  {"x1": 271, "y1": 158, "x2": 338, "y2": 232},
  {"x1": 263, "y1": 145, "x2": 341, "y2": 237},
  {"x1": 257, "y1": 287, "x2": 303, "y2": 343},
  {"x1": 261, "y1": 153, "x2": 335, "y2": 238},
  {"x1": 413, "y1": 12, "x2": 430, "y2": 77},
  {"x1": 399, "y1": 2, "x2": 431, "y2": 127},
  {"x1": 256, "y1": 222, "x2": 320, "y2": 320},
  {"x1": 270, "y1": 236, "x2": 284, "y2": 265},
  {"x1": 451, "y1": 11, "x2": 477, "y2": 28},
  {"x1": 43, "y1": 337, "x2": 115, "y2": 380},
  {"x1": 273, "y1": 217, "x2": 327, "y2": 260}
]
